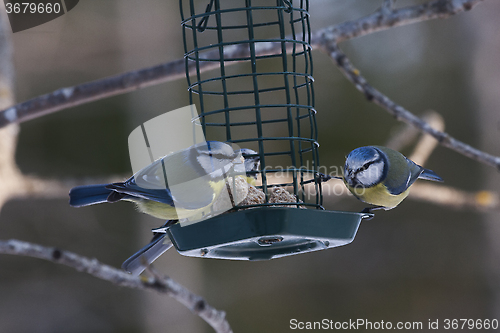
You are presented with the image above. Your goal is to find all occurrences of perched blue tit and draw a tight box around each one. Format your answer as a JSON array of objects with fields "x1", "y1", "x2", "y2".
[
  {"x1": 121, "y1": 148, "x2": 261, "y2": 275},
  {"x1": 343, "y1": 146, "x2": 443, "y2": 213},
  {"x1": 69, "y1": 141, "x2": 245, "y2": 220},
  {"x1": 69, "y1": 142, "x2": 260, "y2": 275}
]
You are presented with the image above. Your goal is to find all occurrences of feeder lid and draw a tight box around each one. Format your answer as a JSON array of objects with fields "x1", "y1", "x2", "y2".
[{"x1": 166, "y1": 207, "x2": 370, "y2": 260}]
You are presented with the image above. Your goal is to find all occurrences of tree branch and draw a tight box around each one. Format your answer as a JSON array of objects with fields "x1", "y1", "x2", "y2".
[
  {"x1": 407, "y1": 111, "x2": 445, "y2": 166},
  {"x1": 319, "y1": 41, "x2": 500, "y2": 171},
  {"x1": 0, "y1": 239, "x2": 233, "y2": 333},
  {"x1": 315, "y1": 0, "x2": 483, "y2": 43},
  {"x1": 382, "y1": 0, "x2": 396, "y2": 13},
  {"x1": 409, "y1": 183, "x2": 499, "y2": 211},
  {"x1": 0, "y1": 0, "x2": 484, "y2": 128}
]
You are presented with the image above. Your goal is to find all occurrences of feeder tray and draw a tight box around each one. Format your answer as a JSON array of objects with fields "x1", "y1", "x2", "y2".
[{"x1": 167, "y1": 207, "x2": 370, "y2": 260}]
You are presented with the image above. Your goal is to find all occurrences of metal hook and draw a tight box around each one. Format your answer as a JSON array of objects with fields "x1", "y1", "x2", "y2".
[{"x1": 197, "y1": 0, "x2": 215, "y2": 32}]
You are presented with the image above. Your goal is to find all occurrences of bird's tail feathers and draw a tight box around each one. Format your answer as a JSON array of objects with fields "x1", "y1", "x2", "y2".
[
  {"x1": 69, "y1": 184, "x2": 113, "y2": 207},
  {"x1": 419, "y1": 168, "x2": 443, "y2": 182}
]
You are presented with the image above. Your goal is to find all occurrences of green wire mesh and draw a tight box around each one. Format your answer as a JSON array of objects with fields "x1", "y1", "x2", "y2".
[{"x1": 180, "y1": 0, "x2": 323, "y2": 209}]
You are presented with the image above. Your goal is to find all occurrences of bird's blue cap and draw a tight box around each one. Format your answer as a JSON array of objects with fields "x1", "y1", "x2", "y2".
[{"x1": 345, "y1": 146, "x2": 379, "y2": 170}]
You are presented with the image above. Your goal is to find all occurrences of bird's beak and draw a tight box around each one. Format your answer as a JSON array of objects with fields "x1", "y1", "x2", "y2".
[{"x1": 345, "y1": 169, "x2": 355, "y2": 186}]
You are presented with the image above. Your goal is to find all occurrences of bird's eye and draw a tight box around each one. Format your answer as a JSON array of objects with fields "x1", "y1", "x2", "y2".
[{"x1": 354, "y1": 161, "x2": 375, "y2": 175}]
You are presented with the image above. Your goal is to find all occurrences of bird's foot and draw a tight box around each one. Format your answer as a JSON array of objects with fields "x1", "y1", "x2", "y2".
[
  {"x1": 360, "y1": 206, "x2": 385, "y2": 220},
  {"x1": 151, "y1": 219, "x2": 178, "y2": 234}
]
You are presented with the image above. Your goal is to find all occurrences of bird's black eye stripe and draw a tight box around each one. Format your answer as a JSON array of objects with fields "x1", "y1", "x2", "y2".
[
  {"x1": 243, "y1": 154, "x2": 260, "y2": 161},
  {"x1": 204, "y1": 151, "x2": 238, "y2": 160},
  {"x1": 354, "y1": 158, "x2": 380, "y2": 175}
]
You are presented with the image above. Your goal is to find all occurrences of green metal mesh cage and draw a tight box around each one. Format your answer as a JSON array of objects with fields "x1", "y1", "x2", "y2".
[{"x1": 180, "y1": 0, "x2": 323, "y2": 210}]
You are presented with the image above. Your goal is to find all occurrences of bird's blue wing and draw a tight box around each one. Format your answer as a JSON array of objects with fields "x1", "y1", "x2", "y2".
[
  {"x1": 375, "y1": 146, "x2": 422, "y2": 195},
  {"x1": 105, "y1": 158, "x2": 177, "y2": 205},
  {"x1": 106, "y1": 171, "x2": 215, "y2": 209},
  {"x1": 405, "y1": 158, "x2": 424, "y2": 189},
  {"x1": 106, "y1": 178, "x2": 175, "y2": 206}
]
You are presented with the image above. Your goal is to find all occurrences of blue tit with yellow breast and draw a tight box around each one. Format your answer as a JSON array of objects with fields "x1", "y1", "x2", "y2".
[
  {"x1": 69, "y1": 141, "x2": 245, "y2": 220},
  {"x1": 343, "y1": 146, "x2": 442, "y2": 213},
  {"x1": 69, "y1": 142, "x2": 260, "y2": 275},
  {"x1": 119, "y1": 148, "x2": 260, "y2": 275}
]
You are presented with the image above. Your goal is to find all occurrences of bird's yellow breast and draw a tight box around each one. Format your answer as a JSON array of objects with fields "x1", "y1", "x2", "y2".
[
  {"x1": 132, "y1": 179, "x2": 227, "y2": 220},
  {"x1": 132, "y1": 177, "x2": 252, "y2": 220},
  {"x1": 345, "y1": 181, "x2": 409, "y2": 210}
]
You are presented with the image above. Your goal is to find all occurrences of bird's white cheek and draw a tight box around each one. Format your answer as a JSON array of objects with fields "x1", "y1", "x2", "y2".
[
  {"x1": 355, "y1": 170, "x2": 371, "y2": 185},
  {"x1": 356, "y1": 163, "x2": 383, "y2": 186}
]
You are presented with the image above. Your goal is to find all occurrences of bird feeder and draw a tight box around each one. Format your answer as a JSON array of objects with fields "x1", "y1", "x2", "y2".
[{"x1": 165, "y1": 0, "x2": 368, "y2": 260}]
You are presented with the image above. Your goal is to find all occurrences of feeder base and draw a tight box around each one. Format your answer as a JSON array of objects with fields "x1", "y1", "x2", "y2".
[{"x1": 166, "y1": 207, "x2": 369, "y2": 260}]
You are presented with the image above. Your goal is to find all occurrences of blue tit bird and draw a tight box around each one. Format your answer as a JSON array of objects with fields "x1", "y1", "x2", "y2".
[
  {"x1": 69, "y1": 141, "x2": 244, "y2": 221},
  {"x1": 69, "y1": 141, "x2": 261, "y2": 275},
  {"x1": 121, "y1": 147, "x2": 261, "y2": 275},
  {"x1": 343, "y1": 146, "x2": 443, "y2": 213}
]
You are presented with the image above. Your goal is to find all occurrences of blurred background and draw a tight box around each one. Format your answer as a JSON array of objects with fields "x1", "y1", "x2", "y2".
[{"x1": 1, "y1": 0, "x2": 499, "y2": 332}]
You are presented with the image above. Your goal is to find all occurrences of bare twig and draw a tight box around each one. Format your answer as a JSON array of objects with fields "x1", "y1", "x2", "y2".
[
  {"x1": 316, "y1": 0, "x2": 483, "y2": 44},
  {"x1": 321, "y1": 176, "x2": 500, "y2": 211},
  {"x1": 385, "y1": 111, "x2": 441, "y2": 152},
  {"x1": 409, "y1": 183, "x2": 499, "y2": 211},
  {"x1": 7, "y1": 175, "x2": 126, "y2": 199},
  {"x1": 0, "y1": 59, "x2": 186, "y2": 128},
  {"x1": 382, "y1": 0, "x2": 396, "y2": 14},
  {"x1": 0, "y1": 42, "x2": 275, "y2": 128},
  {"x1": 0, "y1": 239, "x2": 233, "y2": 333},
  {"x1": 394, "y1": 110, "x2": 499, "y2": 211},
  {"x1": 0, "y1": 0, "x2": 484, "y2": 128},
  {"x1": 320, "y1": 41, "x2": 500, "y2": 171},
  {"x1": 0, "y1": 1, "x2": 20, "y2": 210},
  {"x1": 407, "y1": 111, "x2": 445, "y2": 166}
]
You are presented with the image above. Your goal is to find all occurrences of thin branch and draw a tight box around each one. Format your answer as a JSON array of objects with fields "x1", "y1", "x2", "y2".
[
  {"x1": 0, "y1": 239, "x2": 233, "y2": 333},
  {"x1": 407, "y1": 111, "x2": 445, "y2": 166},
  {"x1": 0, "y1": 42, "x2": 274, "y2": 128},
  {"x1": 7, "y1": 175, "x2": 126, "y2": 199},
  {"x1": 0, "y1": 59, "x2": 186, "y2": 128},
  {"x1": 0, "y1": 1, "x2": 19, "y2": 210},
  {"x1": 315, "y1": 0, "x2": 483, "y2": 44},
  {"x1": 385, "y1": 110, "x2": 440, "y2": 152},
  {"x1": 382, "y1": 0, "x2": 396, "y2": 13},
  {"x1": 0, "y1": 0, "x2": 484, "y2": 128},
  {"x1": 320, "y1": 41, "x2": 500, "y2": 171},
  {"x1": 409, "y1": 183, "x2": 499, "y2": 211},
  {"x1": 321, "y1": 177, "x2": 500, "y2": 211}
]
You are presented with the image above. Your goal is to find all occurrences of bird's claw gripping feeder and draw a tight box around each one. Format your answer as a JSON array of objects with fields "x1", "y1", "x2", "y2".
[{"x1": 165, "y1": 0, "x2": 369, "y2": 260}]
